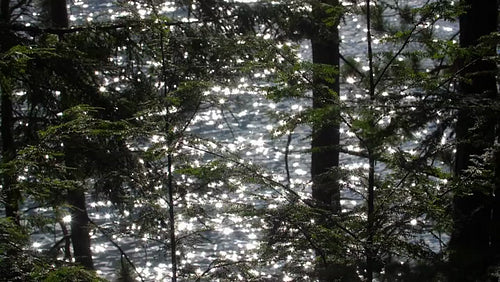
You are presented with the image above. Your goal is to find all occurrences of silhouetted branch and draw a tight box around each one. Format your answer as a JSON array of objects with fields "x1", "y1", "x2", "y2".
[{"x1": 88, "y1": 219, "x2": 145, "y2": 282}]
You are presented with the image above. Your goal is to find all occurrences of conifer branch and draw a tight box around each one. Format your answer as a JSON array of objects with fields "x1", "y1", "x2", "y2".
[{"x1": 88, "y1": 219, "x2": 145, "y2": 282}]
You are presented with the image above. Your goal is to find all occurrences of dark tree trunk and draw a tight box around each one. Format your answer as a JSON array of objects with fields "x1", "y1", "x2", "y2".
[
  {"x1": 1, "y1": 78, "x2": 18, "y2": 224},
  {"x1": 494, "y1": 67, "x2": 500, "y2": 277},
  {"x1": 1, "y1": 0, "x2": 20, "y2": 225},
  {"x1": 311, "y1": 0, "x2": 341, "y2": 214},
  {"x1": 66, "y1": 177, "x2": 94, "y2": 269},
  {"x1": 0, "y1": 0, "x2": 7, "y2": 20},
  {"x1": 63, "y1": 81, "x2": 95, "y2": 268},
  {"x1": 493, "y1": 147, "x2": 500, "y2": 265},
  {"x1": 449, "y1": 0, "x2": 498, "y2": 280},
  {"x1": 46, "y1": 0, "x2": 68, "y2": 28},
  {"x1": 310, "y1": 1, "x2": 343, "y2": 281},
  {"x1": 45, "y1": 0, "x2": 94, "y2": 269}
]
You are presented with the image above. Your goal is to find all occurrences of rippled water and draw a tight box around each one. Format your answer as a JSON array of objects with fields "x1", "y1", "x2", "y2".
[{"x1": 21, "y1": 1, "x2": 459, "y2": 280}]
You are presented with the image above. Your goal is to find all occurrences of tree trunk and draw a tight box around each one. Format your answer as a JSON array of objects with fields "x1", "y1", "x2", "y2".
[
  {"x1": 0, "y1": 76, "x2": 18, "y2": 224},
  {"x1": 311, "y1": 0, "x2": 341, "y2": 214},
  {"x1": 1, "y1": 0, "x2": 20, "y2": 225},
  {"x1": 45, "y1": 0, "x2": 94, "y2": 269},
  {"x1": 310, "y1": 1, "x2": 342, "y2": 280},
  {"x1": 365, "y1": 0, "x2": 377, "y2": 279},
  {"x1": 46, "y1": 0, "x2": 68, "y2": 28},
  {"x1": 493, "y1": 146, "x2": 500, "y2": 266},
  {"x1": 67, "y1": 178, "x2": 94, "y2": 269},
  {"x1": 449, "y1": 0, "x2": 498, "y2": 280}
]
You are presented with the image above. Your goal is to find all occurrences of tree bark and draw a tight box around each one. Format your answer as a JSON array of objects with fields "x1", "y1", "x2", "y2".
[
  {"x1": 311, "y1": 0, "x2": 341, "y2": 214},
  {"x1": 0, "y1": 75, "x2": 18, "y2": 224},
  {"x1": 45, "y1": 0, "x2": 94, "y2": 269},
  {"x1": 46, "y1": 0, "x2": 68, "y2": 28},
  {"x1": 1, "y1": 0, "x2": 20, "y2": 225},
  {"x1": 449, "y1": 0, "x2": 498, "y2": 280},
  {"x1": 0, "y1": 0, "x2": 8, "y2": 21},
  {"x1": 310, "y1": 1, "x2": 342, "y2": 281},
  {"x1": 66, "y1": 178, "x2": 94, "y2": 269}
]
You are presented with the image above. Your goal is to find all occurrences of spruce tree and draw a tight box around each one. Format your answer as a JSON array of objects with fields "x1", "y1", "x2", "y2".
[
  {"x1": 4, "y1": 0, "x2": 495, "y2": 280},
  {"x1": 43, "y1": 0, "x2": 94, "y2": 269},
  {"x1": 449, "y1": 0, "x2": 498, "y2": 280},
  {"x1": 262, "y1": 0, "x2": 463, "y2": 280},
  {"x1": 1, "y1": 0, "x2": 21, "y2": 225},
  {"x1": 311, "y1": 0, "x2": 342, "y2": 214}
]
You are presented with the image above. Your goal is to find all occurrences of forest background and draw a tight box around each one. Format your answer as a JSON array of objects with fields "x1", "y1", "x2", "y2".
[{"x1": 0, "y1": 0, "x2": 499, "y2": 281}]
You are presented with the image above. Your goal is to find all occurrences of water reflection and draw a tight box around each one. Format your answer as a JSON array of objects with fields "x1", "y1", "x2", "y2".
[{"x1": 16, "y1": 0, "x2": 459, "y2": 280}]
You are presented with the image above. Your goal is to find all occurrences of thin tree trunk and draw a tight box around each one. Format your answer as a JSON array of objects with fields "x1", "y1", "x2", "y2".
[
  {"x1": 45, "y1": 0, "x2": 94, "y2": 269},
  {"x1": 493, "y1": 147, "x2": 500, "y2": 265},
  {"x1": 1, "y1": 0, "x2": 20, "y2": 225},
  {"x1": 167, "y1": 153, "x2": 177, "y2": 282},
  {"x1": 58, "y1": 220, "x2": 72, "y2": 260},
  {"x1": 366, "y1": 155, "x2": 375, "y2": 282},
  {"x1": 449, "y1": 0, "x2": 498, "y2": 280},
  {"x1": 365, "y1": 0, "x2": 376, "y2": 280},
  {"x1": 311, "y1": 0, "x2": 341, "y2": 214},
  {"x1": 155, "y1": 10, "x2": 177, "y2": 279}
]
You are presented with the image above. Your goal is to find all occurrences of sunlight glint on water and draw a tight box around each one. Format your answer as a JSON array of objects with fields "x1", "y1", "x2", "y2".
[{"x1": 20, "y1": 0, "x2": 459, "y2": 280}]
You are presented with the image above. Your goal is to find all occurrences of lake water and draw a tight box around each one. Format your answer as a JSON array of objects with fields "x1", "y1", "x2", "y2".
[{"x1": 22, "y1": 1, "x2": 458, "y2": 281}]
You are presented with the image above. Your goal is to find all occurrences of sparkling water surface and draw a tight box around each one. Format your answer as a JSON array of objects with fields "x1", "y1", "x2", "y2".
[{"x1": 22, "y1": 1, "x2": 458, "y2": 280}]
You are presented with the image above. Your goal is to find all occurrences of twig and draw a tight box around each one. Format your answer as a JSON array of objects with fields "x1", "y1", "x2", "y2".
[
  {"x1": 340, "y1": 53, "x2": 365, "y2": 78},
  {"x1": 195, "y1": 259, "x2": 252, "y2": 281},
  {"x1": 284, "y1": 131, "x2": 293, "y2": 188},
  {"x1": 373, "y1": 0, "x2": 433, "y2": 89},
  {"x1": 4, "y1": 14, "x2": 239, "y2": 36},
  {"x1": 88, "y1": 219, "x2": 145, "y2": 282}
]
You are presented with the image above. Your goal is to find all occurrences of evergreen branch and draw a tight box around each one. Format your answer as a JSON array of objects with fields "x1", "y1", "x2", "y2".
[
  {"x1": 47, "y1": 234, "x2": 71, "y2": 257},
  {"x1": 184, "y1": 143, "x2": 361, "y2": 241},
  {"x1": 340, "y1": 53, "x2": 365, "y2": 78},
  {"x1": 373, "y1": 0, "x2": 433, "y2": 89},
  {"x1": 4, "y1": 14, "x2": 239, "y2": 36},
  {"x1": 5, "y1": 22, "x2": 140, "y2": 35},
  {"x1": 428, "y1": 31, "x2": 459, "y2": 75},
  {"x1": 195, "y1": 259, "x2": 252, "y2": 281},
  {"x1": 88, "y1": 219, "x2": 145, "y2": 282},
  {"x1": 220, "y1": 108, "x2": 236, "y2": 140},
  {"x1": 184, "y1": 143, "x2": 300, "y2": 202},
  {"x1": 429, "y1": 230, "x2": 448, "y2": 251},
  {"x1": 373, "y1": 23, "x2": 418, "y2": 90},
  {"x1": 10, "y1": 0, "x2": 34, "y2": 22},
  {"x1": 338, "y1": 147, "x2": 369, "y2": 159},
  {"x1": 423, "y1": 57, "x2": 482, "y2": 101},
  {"x1": 296, "y1": 222, "x2": 328, "y2": 266},
  {"x1": 10, "y1": 0, "x2": 32, "y2": 14},
  {"x1": 340, "y1": 112, "x2": 367, "y2": 146}
]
